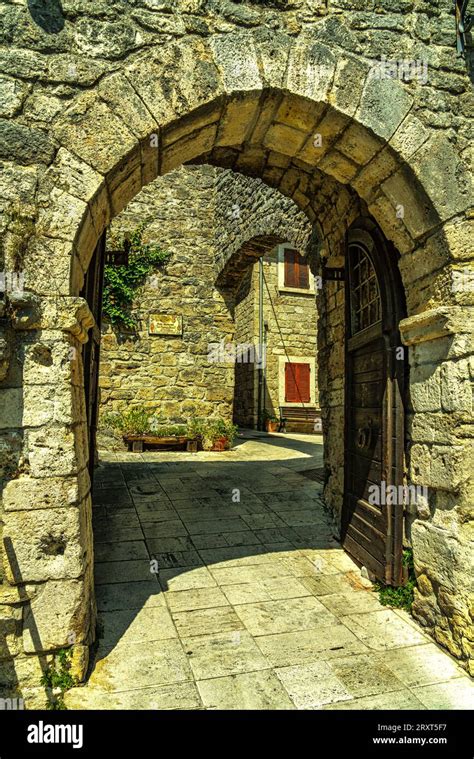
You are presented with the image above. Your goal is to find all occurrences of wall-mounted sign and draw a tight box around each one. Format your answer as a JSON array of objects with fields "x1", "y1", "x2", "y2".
[
  {"x1": 322, "y1": 266, "x2": 345, "y2": 281},
  {"x1": 148, "y1": 313, "x2": 182, "y2": 336}
]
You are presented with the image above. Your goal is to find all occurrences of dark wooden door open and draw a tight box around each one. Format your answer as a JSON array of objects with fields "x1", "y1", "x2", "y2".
[
  {"x1": 342, "y1": 219, "x2": 407, "y2": 586},
  {"x1": 80, "y1": 231, "x2": 106, "y2": 487}
]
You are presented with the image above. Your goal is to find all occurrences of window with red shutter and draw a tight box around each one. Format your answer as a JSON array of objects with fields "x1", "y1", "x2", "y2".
[
  {"x1": 285, "y1": 362, "x2": 311, "y2": 403},
  {"x1": 283, "y1": 249, "x2": 309, "y2": 289}
]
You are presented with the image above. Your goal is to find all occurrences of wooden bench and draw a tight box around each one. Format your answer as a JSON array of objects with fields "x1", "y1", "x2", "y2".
[
  {"x1": 279, "y1": 406, "x2": 322, "y2": 434},
  {"x1": 123, "y1": 434, "x2": 190, "y2": 452}
]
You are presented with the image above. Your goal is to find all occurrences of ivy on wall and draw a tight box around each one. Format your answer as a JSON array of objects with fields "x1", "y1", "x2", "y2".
[{"x1": 102, "y1": 222, "x2": 171, "y2": 329}]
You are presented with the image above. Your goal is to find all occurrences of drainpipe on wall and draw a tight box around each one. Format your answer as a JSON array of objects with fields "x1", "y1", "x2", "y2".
[{"x1": 257, "y1": 257, "x2": 264, "y2": 430}]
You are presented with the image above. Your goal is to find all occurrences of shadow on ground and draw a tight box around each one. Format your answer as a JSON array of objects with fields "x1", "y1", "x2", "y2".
[{"x1": 63, "y1": 434, "x2": 473, "y2": 711}]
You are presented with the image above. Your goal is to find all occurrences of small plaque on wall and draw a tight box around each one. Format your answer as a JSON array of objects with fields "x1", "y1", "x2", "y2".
[{"x1": 148, "y1": 314, "x2": 182, "y2": 336}]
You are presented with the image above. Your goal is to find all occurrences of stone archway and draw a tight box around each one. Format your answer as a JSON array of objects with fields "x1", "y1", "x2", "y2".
[{"x1": 1, "y1": 29, "x2": 473, "y2": 701}]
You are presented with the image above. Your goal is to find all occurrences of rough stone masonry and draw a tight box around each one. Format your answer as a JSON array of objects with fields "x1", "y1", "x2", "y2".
[{"x1": 0, "y1": 0, "x2": 472, "y2": 705}]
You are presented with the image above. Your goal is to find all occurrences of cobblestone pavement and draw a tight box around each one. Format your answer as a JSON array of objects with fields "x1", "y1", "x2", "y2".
[{"x1": 65, "y1": 433, "x2": 473, "y2": 710}]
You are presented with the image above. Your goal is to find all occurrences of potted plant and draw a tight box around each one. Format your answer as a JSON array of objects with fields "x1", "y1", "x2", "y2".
[
  {"x1": 262, "y1": 410, "x2": 279, "y2": 433},
  {"x1": 190, "y1": 418, "x2": 238, "y2": 451}
]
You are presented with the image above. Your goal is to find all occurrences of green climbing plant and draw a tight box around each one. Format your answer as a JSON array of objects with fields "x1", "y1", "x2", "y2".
[
  {"x1": 40, "y1": 648, "x2": 78, "y2": 710},
  {"x1": 102, "y1": 222, "x2": 171, "y2": 329},
  {"x1": 374, "y1": 549, "x2": 416, "y2": 613}
]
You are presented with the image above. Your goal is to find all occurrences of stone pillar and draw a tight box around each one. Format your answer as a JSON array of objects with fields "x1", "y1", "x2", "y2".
[
  {"x1": 1, "y1": 294, "x2": 96, "y2": 706},
  {"x1": 400, "y1": 306, "x2": 474, "y2": 675}
]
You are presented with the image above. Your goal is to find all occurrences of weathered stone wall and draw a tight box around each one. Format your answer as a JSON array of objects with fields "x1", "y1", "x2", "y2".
[
  {"x1": 233, "y1": 247, "x2": 319, "y2": 427},
  {"x1": 99, "y1": 164, "x2": 235, "y2": 425},
  {"x1": 0, "y1": 0, "x2": 472, "y2": 697}
]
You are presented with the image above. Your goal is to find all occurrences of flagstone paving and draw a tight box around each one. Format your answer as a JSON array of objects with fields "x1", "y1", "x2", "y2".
[{"x1": 65, "y1": 432, "x2": 474, "y2": 711}]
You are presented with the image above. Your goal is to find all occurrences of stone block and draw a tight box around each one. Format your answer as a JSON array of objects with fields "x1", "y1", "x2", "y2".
[
  {"x1": 0, "y1": 652, "x2": 48, "y2": 691},
  {"x1": 0, "y1": 389, "x2": 23, "y2": 429},
  {"x1": 2, "y1": 506, "x2": 86, "y2": 584},
  {"x1": 329, "y1": 55, "x2": 370, "y2": 119},
  {"x1": 389, "y1": 114, "x2": 430, "y2": 162},
  {"x1": 412, "y1": 520, "x2": 472, "y2": 594},
  {"x1": 413, "y1": 134, "x2": 472, "y2": 223},
  {"x1": 409, "y1": 363, "x2": 442, "y2": 412},
  {"x1": 263, "y1": 123, "x2": 307, "y2": 157},
  {"x1": 381, "y1": 165, "x2": 439, "y2": 240},
  {"x1": 215, "y1": 94, "x2": 261, "y2": 148},
  {"x1": 161, "y1": 124, "x2": 218, "y2": 174},
  {"x1": 253, "y1": 27, "x2": 292, "y2": 89},
  {"x1": 23, "y1": 578, "x2": 92, "y2": 653},
  {"x1": 98, "y1": 72, "x2": 159, "y2": 141},
  {"x1": 318, "y1": 149, "x2": 359, "y2": 184},
  {"x1": 440, "y1": 360, "x2": 472, "y2": 413},
  {"x1": 336, "y1": 121, "x2": 383, "y2": 167},
  {"x1": 210, "y1": 32, "x2": 262, "y2": 93},
  {"x1": 356, "y1": 69, "x2": 413, "y2": 141},
  {"x1": 23, "y1": 237, "x2": 73, "y2": 297},
  {"x1": 286, "y1": 37, "x2": 336, "y2": 102},
  {"x1": 53, "y1": 92, "x2": 137, "y2": 176},
  {"x1": 3, "y1": 470, "x2": 90, "y2": 512}
]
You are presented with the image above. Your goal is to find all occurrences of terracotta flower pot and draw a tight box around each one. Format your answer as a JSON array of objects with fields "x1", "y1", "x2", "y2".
[
  {"x1": 211, "y1": 436, "x2": 229, "y2": 451},
  {"x1": 265, "y1": 420, "x2": 279, "y2": 433}
]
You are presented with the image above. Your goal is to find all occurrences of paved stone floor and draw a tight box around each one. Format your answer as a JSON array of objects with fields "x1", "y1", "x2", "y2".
[{"x1": 65, "y1": 432, "x2": 473, "y2": 710}]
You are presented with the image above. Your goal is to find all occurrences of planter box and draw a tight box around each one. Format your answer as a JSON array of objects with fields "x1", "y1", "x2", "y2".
[{"x1": 123, "y1": 434, "x2": 189, "y2": 452}]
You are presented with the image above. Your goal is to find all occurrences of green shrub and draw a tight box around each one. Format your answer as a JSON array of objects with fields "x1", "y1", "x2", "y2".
[
  {"x1": 187, "y1": 418, "x2": 238, "y2": 446},
  {"x1": 40, "y1": 648, "x2": 77, "y2": 710},
  {"x1": 151, "y1": 424, "x2": 187, "y2": 437},
  {"x1": 102, "y1": 406, "x2": 154, "y2": 436},
  {"x1": 375, "y1": 549, "x2": 416, "y2": 612}
]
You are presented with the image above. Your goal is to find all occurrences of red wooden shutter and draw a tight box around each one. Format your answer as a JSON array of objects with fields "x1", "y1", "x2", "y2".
[
  {"x1": 297, "y1": 363, "x2": 311, "y2": 402},
  {"x1": 284, "y1": 249, "x2": 309, "y2": 289},
  {"x1": 284, "y1": 249, "x2": 298, "y2": 287},
  {"x1": 285, "y1": 363, "x2": 297, "y2": 402},
  {"x1": 285, "y1": 362, "x2": 311, "y2": 403}
]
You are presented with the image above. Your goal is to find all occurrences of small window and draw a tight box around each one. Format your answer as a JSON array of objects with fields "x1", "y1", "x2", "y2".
[
  {"x1": 284, "y1": 249, "x2": 309, "y2": 289},
  {"x1": 285, "y1": 362, "x2": 311, "y2": 403},
  {"x1": 348, "y1": 243, "x2": 381, "y2": 335}
]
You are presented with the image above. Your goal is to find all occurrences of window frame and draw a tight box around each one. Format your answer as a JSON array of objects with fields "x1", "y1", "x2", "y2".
[
  {"x1": 277, "y1": 244, "x2": 315, "y2": 295},
  {"x1": 278, "y1": 355, "x2": 316, "y2": 408}
]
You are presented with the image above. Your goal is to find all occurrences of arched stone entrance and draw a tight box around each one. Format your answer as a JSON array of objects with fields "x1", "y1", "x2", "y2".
[{"x1": 1, "y1": 26, "x2": 472, "y2": 702}]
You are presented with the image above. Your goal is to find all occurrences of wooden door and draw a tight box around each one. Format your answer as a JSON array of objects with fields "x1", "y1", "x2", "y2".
[
  {"x1": 80, "y1": 231, "x2": 106, "y2": 486},
  {"x1": 342, "y1": 220, "x2": 406, "y2": 586}
]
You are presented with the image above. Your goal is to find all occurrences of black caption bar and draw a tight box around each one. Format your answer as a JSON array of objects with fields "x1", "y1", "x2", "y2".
[{"x1": 0, "y1": 709, "x2": 471, "y2": 757}]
